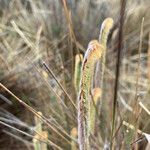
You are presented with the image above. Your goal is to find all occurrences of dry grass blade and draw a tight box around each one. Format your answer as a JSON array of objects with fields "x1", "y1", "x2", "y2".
[
  {"x1": 3, "y1": 130, "x2": 33, "y2": 149},
  {"x1": 131, "y1": 18, "x2": 144, "y2": 150},
  {"x1": 132, "y1": 18, "x2": 144, "y2": 107},
  {"x1": 0, "y1": 83, "x2": 71, "y2": 144},
  {"x1": 0, "y1": 0, "x2": 150, "y2": 149},
  {"x1": 43, "y1": 62, "x2": 77, "y2": 110},
  {"x1": 0, "y1": 120, "x2": 62, "y2": 150},
  {"x1": 138, "y1": 101, "x2": 150, "y2": 116},
  {"x1": 148, "y1": 33, "x2": 150, "y2": 80}
]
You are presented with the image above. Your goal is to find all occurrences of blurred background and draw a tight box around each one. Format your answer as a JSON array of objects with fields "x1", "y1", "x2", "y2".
[{"x1": 0, "y1": 0, "x2": 150, "y2": 149}]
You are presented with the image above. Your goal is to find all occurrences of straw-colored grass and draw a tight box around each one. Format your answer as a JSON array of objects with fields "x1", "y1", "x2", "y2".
[{"x1": 0, "y1": 0, "x2": 150, "y2": 149}]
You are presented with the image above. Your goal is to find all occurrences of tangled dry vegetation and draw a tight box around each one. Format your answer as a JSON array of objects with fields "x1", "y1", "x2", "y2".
[{"x1": 0, "y1": 0, "x2": 150, "y2": 149}]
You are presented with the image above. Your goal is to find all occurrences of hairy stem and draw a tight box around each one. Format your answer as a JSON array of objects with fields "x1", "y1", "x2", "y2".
[{"x1": 78, "y1": 40, "x2": 104, "y2": 150}]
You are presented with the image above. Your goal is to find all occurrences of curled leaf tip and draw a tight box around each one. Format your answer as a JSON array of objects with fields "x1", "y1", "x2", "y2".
[
  {"x1": 84, "y1": 40, "x2": 104, "y2": 62},
  {"x1": 101, "y1": 18, "x2": 114, "y2": 31},
  {"x1": 99, "y1": 18, "x2": 114, "y2": 47}
]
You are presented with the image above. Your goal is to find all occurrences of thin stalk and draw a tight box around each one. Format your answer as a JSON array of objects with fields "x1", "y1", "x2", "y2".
[
  {"x1": 43, "y1": 62, "x2": 77, "y2": 110},
  {"x1": 0, "y1": 83, "x2": 72, "y2": 144},
  {"x1": 0, "y1": 121, "x2": 62, "y2": 150},
  {"x1": 111, "y1": 0, "x2": 126, "y2": 148}
]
